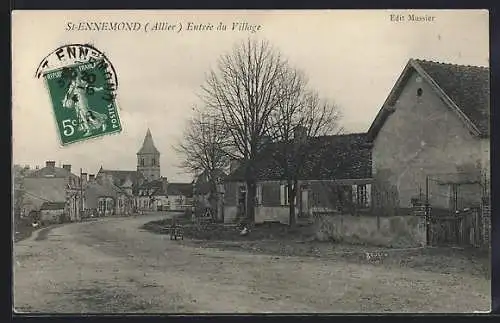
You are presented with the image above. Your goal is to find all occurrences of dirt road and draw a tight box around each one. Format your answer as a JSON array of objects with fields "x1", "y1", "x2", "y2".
[{"x1": 13, "y1": 214, "x2": 490, "y2": 313}]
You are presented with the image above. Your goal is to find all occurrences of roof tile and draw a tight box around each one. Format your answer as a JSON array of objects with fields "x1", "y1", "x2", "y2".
[
  {"x1": 415, "y1": 59, "x2": 490, "y2": 136},
  {"x1": 226, "y1": 133, "x2": 372, "y2": 182}
]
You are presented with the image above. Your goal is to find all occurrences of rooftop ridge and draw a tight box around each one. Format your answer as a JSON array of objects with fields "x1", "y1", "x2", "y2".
[
  {"x1": 412, "y1": 58, "x2": 489, "y2": 70},
  {"x1": 312, "y1": 132, "x2": 368, "y2": 139}
]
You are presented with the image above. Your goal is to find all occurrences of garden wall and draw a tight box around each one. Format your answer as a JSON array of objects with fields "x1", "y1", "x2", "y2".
[{"x1": 314, "y1": 214, "x2": 427, "y2": 248}]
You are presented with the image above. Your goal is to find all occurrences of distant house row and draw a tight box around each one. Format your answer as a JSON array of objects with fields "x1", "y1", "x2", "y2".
[
  {"x1": 223, "y1": 58, "x2": 490, "y2": 224},
  {"x1": 19, "y1": 129, "x2": 195, "y2": 223}
]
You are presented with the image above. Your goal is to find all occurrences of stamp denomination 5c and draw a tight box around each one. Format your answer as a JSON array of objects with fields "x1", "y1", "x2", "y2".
[{"x1": 36, "y1": 44, "x2": 122, "y2": 145}]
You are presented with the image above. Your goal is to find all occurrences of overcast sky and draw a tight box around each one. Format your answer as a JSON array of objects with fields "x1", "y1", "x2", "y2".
[{"x1": 12, "y1": 10, "x2": 489, "y2": 182}]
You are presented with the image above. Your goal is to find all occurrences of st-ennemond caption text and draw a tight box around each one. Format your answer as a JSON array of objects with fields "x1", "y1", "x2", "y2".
[{"x1": 66, "y1": 21, "x2": 262, "y2": 33}]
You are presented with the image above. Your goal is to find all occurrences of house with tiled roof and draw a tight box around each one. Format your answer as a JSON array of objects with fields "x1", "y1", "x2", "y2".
[
  {"x1": 85, "y1": 175, "x2": 134, "y2": 216},
  {"x1": 95, "y1": 168, "x2": 145, "y2": 195},
  {"x1": 224, "y1": 133, "x2": 373, "y2": 224},
  {"x1": 22, "y1": 161, "x2": 82, "y2": 221},
  {"x1": 134, "y1": 179, "x2": 193, "y2": 212},
  {"x1": 136, "y1": 177, "x2": 169, "y2": 211},
  {"x1": 165, "y1": 183, "x2": 194, "y2": 212},
  {"x1": 39, "y1": 201, "x2": 66, "y2": 224},
  {"x1": 367, "y1": 58, "x2": 490, "y2": 213}
]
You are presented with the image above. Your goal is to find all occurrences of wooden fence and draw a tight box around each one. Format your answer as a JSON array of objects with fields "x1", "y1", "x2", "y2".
[{"x1": 427, "y1": 204, "x2": 490, "y2": 248}]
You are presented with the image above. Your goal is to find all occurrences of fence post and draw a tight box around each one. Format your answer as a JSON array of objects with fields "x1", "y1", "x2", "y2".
[
  {"x1": 481, "y1": 197, "x2": 491, "y2": 247},
  {"x1": 425, "y1": 175, "x2": 431, "y2": 246}
]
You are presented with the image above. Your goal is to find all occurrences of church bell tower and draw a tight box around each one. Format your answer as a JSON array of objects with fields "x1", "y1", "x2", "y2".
[{"x1": 137, "y1": 128, "x2": 161, "y2": 181}]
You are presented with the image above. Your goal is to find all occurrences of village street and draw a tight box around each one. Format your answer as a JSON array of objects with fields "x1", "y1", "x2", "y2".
[{"x1": 14, "y1": 213, "x2": 490, "y2": 313}]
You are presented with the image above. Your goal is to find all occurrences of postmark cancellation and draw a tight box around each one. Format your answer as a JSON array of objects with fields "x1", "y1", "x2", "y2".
[{"x1": 36, "y1": 44, "x2": 122, "y2": 145}]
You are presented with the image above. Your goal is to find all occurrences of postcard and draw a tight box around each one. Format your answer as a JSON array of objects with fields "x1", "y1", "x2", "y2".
[{"x1": 12, "y1": 9, "x2": 490, "y2": 313}]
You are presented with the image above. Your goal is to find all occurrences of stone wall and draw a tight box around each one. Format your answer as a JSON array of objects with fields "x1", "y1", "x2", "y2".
[
  {"x1": 224, "y1": 206, "x2": 291, "y2": 224},
  {"x1": 224, "y1": 206, "x2": 238, "y2": 223},
  {"x1": 255, "y1": 206, "x2": 290, "y2": 224},
  {"x1": 314, "y1": 214, "x2": 427, "y2": 248}
]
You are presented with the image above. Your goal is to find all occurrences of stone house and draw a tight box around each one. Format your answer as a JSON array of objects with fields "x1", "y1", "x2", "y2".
[
  {"x1": 95, "y1": 168, "x2": 144, "y2": 197},
  {"x1": 39, "y1": 201, "x2": 66, "y2": 224},
  {"x1": 367, "y1": 59, "x2": 490, "y2": 214},
  {"x1": 224, "y1": 133, "x2": 373, "y2": 224},
  {"x1": 22, "y1": 161, "x2": 82, "y2": 222},
  {"x1": 136, "y1": 177, "x2": 169, "y2": 211},
  {"x1": 166, "y1": 183, "x2": 194, "y2": 212},
  {"x1": 85, "y1": 174, "x2": 134, "y2": 216}
]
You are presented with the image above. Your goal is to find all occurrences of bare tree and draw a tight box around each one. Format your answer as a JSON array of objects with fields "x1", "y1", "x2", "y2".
[
  {"x1": 268, "y1": 89, "x2": 343, "y2": 226},
  {"x1": 200, "y1": 39, "x2": 289, "y2": 223},
  {"x1": 174, "y1": 107, "x2": 230, "y2": 217}
]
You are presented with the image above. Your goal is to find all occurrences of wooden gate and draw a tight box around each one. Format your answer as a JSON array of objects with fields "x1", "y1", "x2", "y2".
[{"x1": 427, "y1": 208, "x2": 482, "y2": 247}]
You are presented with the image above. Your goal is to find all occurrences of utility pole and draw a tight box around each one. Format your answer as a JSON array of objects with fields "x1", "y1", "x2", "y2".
[
  {"x1": 80, "y1": 168, "x2": 84, "y2": 220},
  {"x1": 425, "y1": 175, "x2": 430, "y2": 246}
]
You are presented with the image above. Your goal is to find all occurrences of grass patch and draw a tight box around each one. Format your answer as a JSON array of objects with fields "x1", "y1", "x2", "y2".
[
  {"x1": 14, "y1": 217, "x2": 36, "y2": 243},
  {"x1": 142, "y1": 219, "x2": 315, "y2": 242},
  {"x1": 142, "y1": 218, "x2": 490, "y2": 278}
]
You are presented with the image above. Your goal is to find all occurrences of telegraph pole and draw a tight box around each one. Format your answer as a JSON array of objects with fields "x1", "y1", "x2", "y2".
[
  {"x1": 80, "y1": 168, "x2": 84, "y2": 220},
  {"x1": 425, "y1": 175, "x2": 430, "y2": 246}
]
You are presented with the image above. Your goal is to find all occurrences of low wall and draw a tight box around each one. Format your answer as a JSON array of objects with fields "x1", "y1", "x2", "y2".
[
  {"x1": 40, "y1": 210, "x2": 64, "y2": 224},
  {"x1": 224, "y1": 206, "x2": 238, "y2": 223},
  {"x1": 255, "y1": 207, "x2": 289, "y2": 224},
  {"x1": 314, "y1": 214, "x2": 427, "y2": 248},
  {"x1": 223, "y1": 206, "x2": 291, "y2": 224}
]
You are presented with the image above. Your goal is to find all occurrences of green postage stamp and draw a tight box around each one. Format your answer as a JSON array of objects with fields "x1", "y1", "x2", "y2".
[{"x1": 36, "y1": 44, "x2": 122, "y2": 145}]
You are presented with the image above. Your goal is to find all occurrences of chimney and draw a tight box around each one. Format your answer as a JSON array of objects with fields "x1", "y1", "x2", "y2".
[
  {"x1": 62, "y1": 164, "x2": 72, "y2": 173},
  {"x1": 162, "y1": 177, "x2": 168, "y2": 194},
  {"x1": 294, "y1": 126, "x2": 308, "y2": 144},
  {"x1": 81, "y1": 172, "x2": 88, "y2": 186},
  {"x1": 46, "y1": 161, "x2": 56, "y2": 168},
  {"x1": 88, "y1": 174, "x2": 95, "y2": 182}
]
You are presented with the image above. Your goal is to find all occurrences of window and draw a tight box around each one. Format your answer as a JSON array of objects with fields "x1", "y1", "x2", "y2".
[
  {"x1": 238, "y1": 185, "x2": 247, "y2": 206},
  {"x1": 280, "y1": 184, "x2": 292, "y2": 206},
  {"x1": 417, "y1": 88, "x2": 423, "y2": 97},
  {"x1": 152, "y1": 158, "x2": 155, "y2": 166},
  {"x1": 140, "y1": 158, "x2": 145, "y2": 166},
  {"x1": 312, "y1": 192, "x2": 320, "y2": 206},
  {"x1": 357, "y1": 184, "x2": 368, "y2": 207}
]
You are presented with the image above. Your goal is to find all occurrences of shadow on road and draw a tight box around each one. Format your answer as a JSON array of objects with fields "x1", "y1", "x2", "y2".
[{"x1": 34, "y1": 224, "x2": 64, "y2": 241}]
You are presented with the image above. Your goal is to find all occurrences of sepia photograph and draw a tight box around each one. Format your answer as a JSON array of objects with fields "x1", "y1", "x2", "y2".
[{"x1": 12, "y1": 9, "x2": 490, "y2": 313}]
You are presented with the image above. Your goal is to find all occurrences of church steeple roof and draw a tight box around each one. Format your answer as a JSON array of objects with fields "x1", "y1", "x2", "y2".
[{"x1": 137, "y1": 128, "x2": 160, "y2": 155}]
